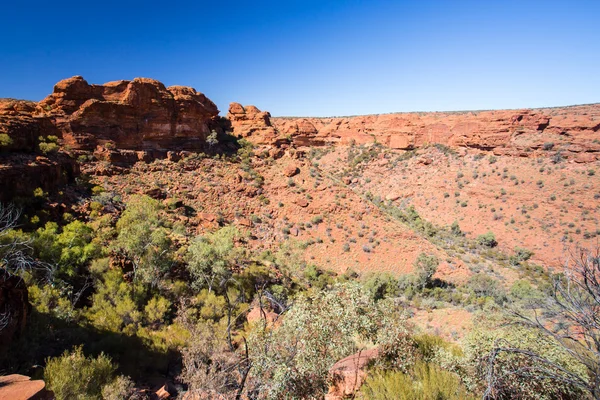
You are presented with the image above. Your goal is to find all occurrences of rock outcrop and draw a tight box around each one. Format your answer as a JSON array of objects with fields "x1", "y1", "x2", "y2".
[
  {"x1": 229, "y1": 103, "x2": 600, "y2": 161},
  {"x1": 227, "y1": 103, "x2": 279, "y2": 144},
  {"x1": 39, "y1": 76, "x2": 220, "y2": 151},
  {"x1": 0, "y1": 76, "x2": 223, "y2": 200}
]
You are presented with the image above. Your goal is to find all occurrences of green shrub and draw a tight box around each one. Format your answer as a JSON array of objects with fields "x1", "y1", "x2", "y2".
[
  {"x1": 360, "y1": 362, "x2": 476, "y2": 400},
  {"x1": 186, "y1": 225, "x2": 245, "y2": 291},
  {"x1": 414, "y1": 253, "x2": 439, "y2": 290},
  {"x1": 0, "y1": 133, "x2": 13, "y2": 147},
  {"x1": 101, "y1": 375, "x2": 135, "y2": 400},
  {"x1": 509, "y1": 247, "x2": 534, "y2": 266},
  {"x1": 476, "y1": 231, "x2": 497, "y2": 247},
  {"x1": 39, "y1": 141, "x2": 59, "y2": 154},
  {"x1": 363, "y1": 272, "x2": 399, "y2": 301},
  {"x1": 114, "y1": 195, "x2": 173, "y2": 285},
  {"x1": 44, "y1": 346, "x2": 117, "y2": 400}
]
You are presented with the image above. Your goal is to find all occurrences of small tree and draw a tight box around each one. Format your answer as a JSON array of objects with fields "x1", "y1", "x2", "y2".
[
  {"x1": 477, "y1": 232, "x2": 497, "y2": 248},
  {"x1": 186, "y1": 226, "x2": 245, "y2": 292},
  {"x1": 414, "y1": 253, "x2": 439, "y2": 290},
  {"x1": 114, "y1": 195, "x2": 173, "y2": 285}
]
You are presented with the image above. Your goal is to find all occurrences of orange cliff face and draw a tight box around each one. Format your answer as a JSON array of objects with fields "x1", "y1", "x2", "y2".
[
  {"x1": 227, "y1": 103, "x2": 600, "y2": 162},
  {"x1": 38, "y1": 76, "x2": 220, "y2": 151}
]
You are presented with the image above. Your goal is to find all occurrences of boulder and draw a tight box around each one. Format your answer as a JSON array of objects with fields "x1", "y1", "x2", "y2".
[
  {"x1": 0, "y1": 375, "x2": 51, "y2": 400},
  {"x1": 283, "y1": 164, "x2": 299, "y2": 177},
  {"x1": 325, "y1": 348, "x2": 379, "y2": 400}
]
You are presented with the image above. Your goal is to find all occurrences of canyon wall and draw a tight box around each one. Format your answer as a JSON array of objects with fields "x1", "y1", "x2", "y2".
[{"x1": 229, "y1": 103, "x2": 600, "y2": 162}]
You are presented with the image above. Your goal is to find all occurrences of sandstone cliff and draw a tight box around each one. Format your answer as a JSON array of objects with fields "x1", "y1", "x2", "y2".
[
  {"x1": 38, "y1": 76, "x2": 220, "y2": 151},
  {"x1": 228, "y1": 103, "x2": 600, "y2": 161}
]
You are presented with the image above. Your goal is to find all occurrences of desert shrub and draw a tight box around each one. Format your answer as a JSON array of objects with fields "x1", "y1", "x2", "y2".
[
  {"x1": 101, "y1": 375, "x2": 135, "y2": 400},
  {"x1": 476, "y1": 231, "x2": 497, "y2": 247},
  {"x1": 186, "y1": 225, "x2": 245, "y2": 292},
  {"x1": 466, "y1": 274, "x2": 506, "y2": 304},
  {"x1": 28, "y1": 283, "x2": 77, "y2": 321},
  {"x1": 450, "y1": 220, "x2": 462, "y2": 236},
  {"x1": 33, "y1": 220, "x2": 101, "y2": 280},
  {"x1": 44, "y1": 346, "x2": 117, "y2": 400},
  {"x1": 85, "y1": 269, "x2": 144, "y2": 335},
  {"x1": 509, "y1": 247, "x2": 534, "y2": 266},
  {"x1": 414, "y1": 253, "x2": 439, "y2": 290},
  {"x1": 39, "y1": 141, "x2": 59, "y2": 154},
  {"x1": 509, "y1": 279, "x2": 542, "y2": 301},
  {"x1": 179, "y1": 320, "x2": 244, "y2": 398},
  {"x1": 362, "y1": 272, "x2": 399, "y2": 301},
  {"x1": 304, "y1": 264, "x2": 335, "y2": 289},
  {"x1": 360, "y1": 362, "x2": 476, "y2": 400},
  {"x1": 143, "y1": 295, "x2": 172, "y2": 327},
  {"x1": 0, "y1": 133, "x2": 13, "y2": 147}
]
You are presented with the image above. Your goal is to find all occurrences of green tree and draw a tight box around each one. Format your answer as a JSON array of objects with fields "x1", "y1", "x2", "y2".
[
  {"x1": 414, "y1": 253, "x2": 439, "y2": 290},
  {"x1": 114, "y1": 195, "x2": 173, "y2": 285},
  {"x1": 186, "y1": 225, "x2": 245, "y2": 292}
]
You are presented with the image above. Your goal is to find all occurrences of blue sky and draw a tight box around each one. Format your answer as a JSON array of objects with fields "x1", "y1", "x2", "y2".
[{"x1": 1, "y1": 0, "x2": 599, "y2": 116}]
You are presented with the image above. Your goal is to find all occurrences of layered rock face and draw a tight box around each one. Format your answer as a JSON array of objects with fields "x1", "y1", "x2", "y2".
[
  {"x1": 39, "y1": 76, "x2": 219, "y2": 151},
  {"x1": 230, "y1": 104, "x2": 600, "y2": 161}
]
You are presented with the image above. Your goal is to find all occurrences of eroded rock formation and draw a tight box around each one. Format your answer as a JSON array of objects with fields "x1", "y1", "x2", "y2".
[
  {"x1": 227, "y1": 103, "x2": 279, "y2": 144},
  {"x1": 39, "y1": 76, "x2": 220, "y2": 151}
]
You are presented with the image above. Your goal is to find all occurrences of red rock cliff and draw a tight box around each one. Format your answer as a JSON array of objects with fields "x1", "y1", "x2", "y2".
[
  {"x1": 228, "y1": 103, "x2": 600, "y2": 161},
  {"x1": 38, "y1": 76, "x2": 220, "y2": 151}
]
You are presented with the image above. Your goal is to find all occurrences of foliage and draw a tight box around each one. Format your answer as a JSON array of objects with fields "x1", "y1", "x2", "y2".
[
  {"x1": 477, "y1": 231, "x2": 497, "y2": 248},
  {"x1": 34, "y1": 220, "x2": 101, "y2": 280},
  {"x1": 509, "y1": 247, "x2": 534, "y2": 266},
  {"x1": 360, "y1": 362, "x2": 476, "y2": 400},
  {"x1": 100, "y1": 375, "x2": 135, "y2": 400},
  {"x1": 114, "y1": 195, "x2": 173, "y2": 285},
  {"x1": 248, "y1": 283, "x2": 410, "y2": 399},
  {"x1": 85, "y1": 269, "x2": 145, "y2": 335},
  {"x1": 186, "y1": 225, "x2": 245, "y2": 292},
  {"x1": 0, "y1": 133, "x2": 13, "y2": 147},
  {"x1": 414, "y1": 253, "x2": 439, "y2": 290},
  {"x1": 466, "y1": 274, "x2": 506, "y2": 304},
  {"x1": 44, "y1": 346, "x2": 118, "y2": 400},
  {"x1": 461, "y1": 315, "x2": 587, "y2": 399},
  {"x1": 362, "y1": 272, "x2": 399, "y2": 301}
]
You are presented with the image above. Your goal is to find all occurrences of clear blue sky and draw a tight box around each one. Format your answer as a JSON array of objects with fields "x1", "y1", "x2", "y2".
[{"x1": 1, "y1": 0, "x2": 599, "y2": 116}]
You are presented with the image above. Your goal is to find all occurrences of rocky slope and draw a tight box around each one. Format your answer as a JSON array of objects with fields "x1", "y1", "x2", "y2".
[{"x1": 229, "y1": 104, "x2": 600, "y2": 162}]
